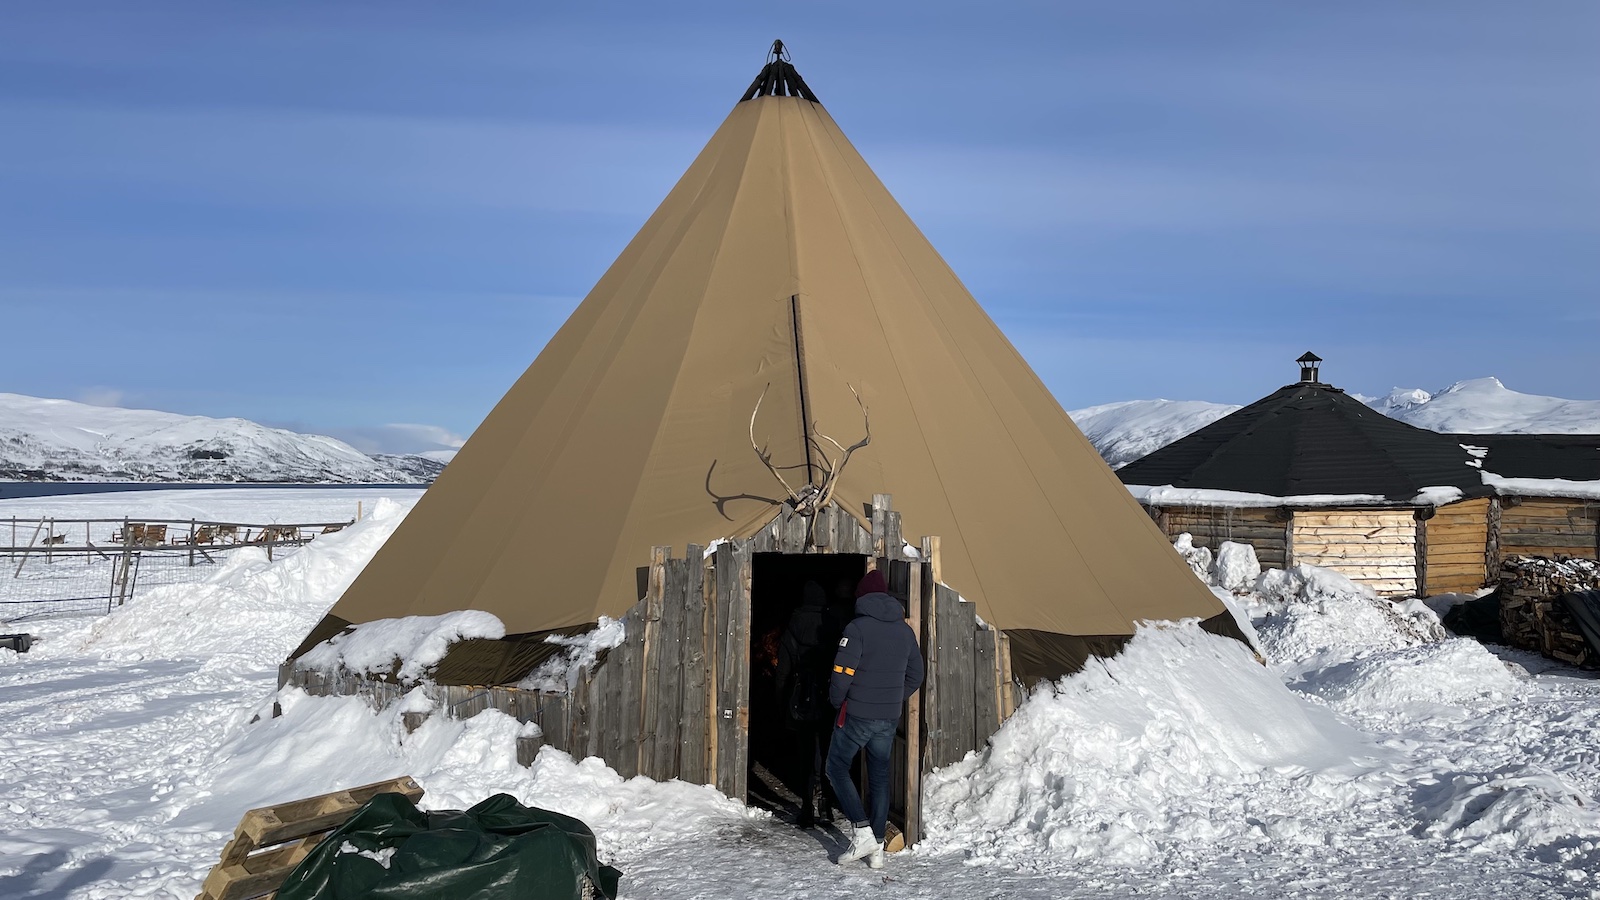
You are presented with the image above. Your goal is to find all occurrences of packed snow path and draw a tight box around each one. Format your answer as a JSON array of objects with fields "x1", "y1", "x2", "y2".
[{"x1": 2, "y1": 493, "x2": 1598, "y2": 898}]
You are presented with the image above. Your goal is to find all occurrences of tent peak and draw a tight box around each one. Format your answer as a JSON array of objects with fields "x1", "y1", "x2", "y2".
[{"x1": 740, "y1": 39, "x2": 820, "y2": 103}]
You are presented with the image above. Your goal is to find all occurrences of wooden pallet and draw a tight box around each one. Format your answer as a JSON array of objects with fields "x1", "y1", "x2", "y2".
[{"x1": 195, "y1": 775, "x2": 424, "y2": 900}]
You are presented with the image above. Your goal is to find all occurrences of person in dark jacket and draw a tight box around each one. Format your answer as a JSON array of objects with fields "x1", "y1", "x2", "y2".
[
  {"x1": 774, "y1": 581, "x2": 841, "y2": 827},
  {"x1": 825, "y1": 569, "x2": 924, "y2": 868}
]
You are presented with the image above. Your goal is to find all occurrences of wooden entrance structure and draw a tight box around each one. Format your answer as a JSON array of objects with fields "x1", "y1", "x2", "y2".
[{"x1": 282, "y1": 494, "x2": 1018, "y2": 847}]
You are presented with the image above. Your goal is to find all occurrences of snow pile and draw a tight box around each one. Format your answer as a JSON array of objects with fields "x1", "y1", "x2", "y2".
[
  {"x1": 75, "y1": 498, "x2": 415, "y2": 670},
  {"x1": 1210, "y1": 541, "x2": 1260, "y2": 592},
  {"x1": 1415, "y1": 767, "x2": 1600, "y2": 857},
  {"x1": 1068, "y1": 399, "x2": 1240, "y2": 468},
  {"x1": 1299, "y1": 640, "x2": 1523, "y2": 716},
  {"x1": 299, "y1": 610, "x2": 505, "y2": 683},
  {"x1": 1249, "y1": 564, "x2": 1445, "y2": 676},
  {"x1": 517, "y1": 616, "x2": 627, "y2": 692},
  {"x1": 1172, "y1": 532, "x2": 1212, "y2": 579},
  {"x1": 920, "y1": 623, "x2": 1372, "y2": 867},
  {"x1": 183, "y1": 688, "x2": 750, "y2": 863}
]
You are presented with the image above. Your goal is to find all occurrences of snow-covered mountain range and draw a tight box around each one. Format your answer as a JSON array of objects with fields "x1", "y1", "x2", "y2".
[
  {"x1": 1069, "y1": 377, "x2": 1600, "y2": 469},
  {"x1": 3, "y1": 377, "x2": 1592, "y2": 482},
  {"x1": 0, "y1": 393, "x2": 442, "y2": 483},
  {"x1": 1357, "y1": 377, "x2": 1600, "y2": 434},
  {"x1": 1068, "y1": 399, "x2": 1243, "y2": 468}
]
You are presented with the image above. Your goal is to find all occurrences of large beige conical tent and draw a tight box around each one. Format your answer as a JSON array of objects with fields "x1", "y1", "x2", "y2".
[{"x1": 292, "y1": 48, "x2": 1234, "y2": 681}]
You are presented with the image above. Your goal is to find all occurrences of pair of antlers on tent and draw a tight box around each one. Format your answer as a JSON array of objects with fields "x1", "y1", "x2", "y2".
[{"x1": 749, "y1": 383, "x2": 870, "y2": 517}]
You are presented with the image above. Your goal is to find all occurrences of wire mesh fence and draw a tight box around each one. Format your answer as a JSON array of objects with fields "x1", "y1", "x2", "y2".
[{"x1": 1, "y1": 516, "x2": 352, "y2": 623}]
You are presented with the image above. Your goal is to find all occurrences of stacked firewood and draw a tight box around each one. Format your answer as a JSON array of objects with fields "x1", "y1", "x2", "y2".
[{"x1": 1497, "y1": 555, "x2": 1600, "y2": 667}]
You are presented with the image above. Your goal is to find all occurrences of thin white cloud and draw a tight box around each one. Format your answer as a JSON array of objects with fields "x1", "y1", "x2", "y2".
[
  {"x1": 326, "y1": 423, "x2": 469, "y2": 456},
  {"x1": 75, "y1": 386, "x2": 126, "y2": 408}
]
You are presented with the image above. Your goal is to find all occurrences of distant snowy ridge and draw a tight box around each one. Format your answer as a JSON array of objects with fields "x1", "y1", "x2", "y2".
[
  {"x1": 1360, "y1": 377, "x2": 1600, "y2": 435},
  {"x1": 1068, "y1": 399, "x2": 1240, "y2": 468},
  {"x1": 0, "y1": 393, "x2": 440, "y2": 483},
  {"x1": 1072, "y1": 377, "x2": 1598, "y2": 468}
]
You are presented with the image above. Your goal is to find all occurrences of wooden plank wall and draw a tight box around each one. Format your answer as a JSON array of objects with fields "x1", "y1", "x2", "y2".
[
  {"x1": 1498, "y1": 498, "x2": 1599, "y2": 561},
  {"x1": 1423, "y1": 498, "x2": 1491, "y2": 595},
  {"x1": 1290, "y1": 510, "x2": 1417, "y2": 597},
  {"x1": 923, "y1": 579, "x2": 1008, "y2": 770},
  {"x1": 1154, "y1": 506, "x2": 1289, "y2": 568}
]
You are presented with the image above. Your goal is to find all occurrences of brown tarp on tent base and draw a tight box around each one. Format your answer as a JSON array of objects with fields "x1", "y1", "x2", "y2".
[{"x1": 291, "y1": 49, "x2": 1231, "y2": 683}]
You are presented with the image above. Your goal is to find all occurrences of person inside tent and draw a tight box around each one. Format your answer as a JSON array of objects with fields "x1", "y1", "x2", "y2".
[
  {"x1": 826, "y1": 570, "x2": 924, "y2": 868},
  {"x1": 774, "y1": 580, "x2": 842, "y2": 828}
]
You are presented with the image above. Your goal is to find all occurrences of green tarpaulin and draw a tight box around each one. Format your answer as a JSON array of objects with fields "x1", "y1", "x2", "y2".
[{"x1": 277, "y1": 792, "x2": 621, "y2": 900}]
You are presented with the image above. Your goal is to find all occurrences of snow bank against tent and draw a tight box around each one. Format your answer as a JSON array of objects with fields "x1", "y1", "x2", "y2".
[
  {"x1": 176, "y1": 687, "x2": 751, "y2": 869},
  {"x1": 73, "y1": 498, "x2": 414, "y2": 671},
  {"x1": 298, "y1": 610, "x2": 505, "y2": 683},
  {"x1": 920, "y1": 622, "x2": 1377, "y2": 867}
]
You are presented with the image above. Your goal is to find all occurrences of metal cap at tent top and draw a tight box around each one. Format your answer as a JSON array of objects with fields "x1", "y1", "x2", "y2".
[{"x1": 741, "y1": 39, "x2": 820, "y2": 102}]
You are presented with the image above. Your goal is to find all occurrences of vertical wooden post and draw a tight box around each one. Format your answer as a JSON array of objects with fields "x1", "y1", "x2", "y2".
[
  {"x1": 903, "y1": 557, "x2": 923, "y2": 846},
  {"x1": 973, "y1": 621, "x2": 998, "y2": 748},
  {"x1": 189, "y1": 519, "x2": 197, "y2": 567},
  {"x1": 1486, "y1": 497, "x2": 1502, "y2": 581},
  {"x1": 651, "y1": 553, "x2": 688, "y2": 780},
  {"x1": 714, "y1": 541, "x2": 751, "y2": 799},
  {"x1": 1414, "y1": 510, "x2": 1429, "y2": 597},
  {"x1": 46, "y1": 517, "x2": 53, "y2": 565},
  {"x1": 637, "y1": 547, "x2": 668, "y2": 778},
  {"x1": 1283, "y1": 510, "x2": 1296, "y2": 568},
  {"x1": 702, "y1": 551, "x2": 720, "y2": 786},
  {"x1": 998, "y1": 631, "x2": 1016, "y2": 719},
  {"x1": 680, "y1": 545, "x2": 709, "y2": 784},
  {"x1": 921, "y1": 538, "x2": 940, "y2": 771},
  {"x1": 871, "y1": 493, "x2": 892, "y2": 559}
]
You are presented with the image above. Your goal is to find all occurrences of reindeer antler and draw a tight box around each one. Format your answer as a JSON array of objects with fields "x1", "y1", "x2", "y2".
[
  {"x1": 809, "y1": 384, "x2": 870, "y2": 514},
  {"x1": 750, "y1": 382, "x2": 871, "y2": 517},
  {"x1": 749, "y1": 383, "x2": 803, "y2": 505}
]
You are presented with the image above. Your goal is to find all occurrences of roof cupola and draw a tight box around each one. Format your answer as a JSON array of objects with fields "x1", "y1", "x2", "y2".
[{"x1": 1297, "y1": 351, "x2": 1323, "y2": 384}]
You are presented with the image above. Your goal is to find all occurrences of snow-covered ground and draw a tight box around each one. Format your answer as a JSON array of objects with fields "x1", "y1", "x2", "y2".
[
  {"x1": 0, "y1": 393, "x2": 443, "y2": 483},
  {"x1": 3, "y1": 491, "x2": 1599, "y2": 899}
]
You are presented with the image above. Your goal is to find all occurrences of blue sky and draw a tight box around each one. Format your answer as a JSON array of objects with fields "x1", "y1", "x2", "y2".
[{"x1": 3, "y1": 2, "x2": 1595, "y2": 454}]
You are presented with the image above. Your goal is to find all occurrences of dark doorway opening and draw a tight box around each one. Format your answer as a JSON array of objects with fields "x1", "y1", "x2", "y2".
[{"x1": 747, "y1": 552, "x2": 868, "y2": 826}]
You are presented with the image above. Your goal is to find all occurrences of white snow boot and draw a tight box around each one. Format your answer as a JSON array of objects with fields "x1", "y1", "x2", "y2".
[
  {"x1": 839, "y1": 825, "x2": 882, "y2": 865},
  {"x1": 866, "y1": 845, "x2": 885, "y2": 869}
]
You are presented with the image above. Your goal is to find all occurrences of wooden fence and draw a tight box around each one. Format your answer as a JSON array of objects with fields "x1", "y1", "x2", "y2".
[{"x1": 282, "y1": 494, "x2": 1019, "y2": 847}]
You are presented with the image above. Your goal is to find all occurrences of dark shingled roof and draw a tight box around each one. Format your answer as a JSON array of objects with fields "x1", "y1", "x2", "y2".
[
  {"x1": 1452, "y1": 434, "x2": 1600, "y2": 482},
  {"x1": 1117, "y1": 381, "x2": 1491, "y2": 501}
]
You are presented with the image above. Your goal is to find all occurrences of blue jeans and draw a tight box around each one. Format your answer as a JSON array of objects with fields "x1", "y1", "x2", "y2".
[{"x1": 825, "y1": 713, "x2": 896, "y2": 841}]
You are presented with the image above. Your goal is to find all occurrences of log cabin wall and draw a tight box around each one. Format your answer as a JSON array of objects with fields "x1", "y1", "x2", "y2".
[
  {"x1": 1150, "y1": 506, "x2": 1289, "y2": 568},
  {"x1": 1288, "y1": 510, "x2": 1418, "y2": 597},
  {"x1": 1422, "y1": 498, "x2": 1492, "y2": 595},
  {"x1": 1497, "y1": 498, "x2": 1600, "y2": 561}
]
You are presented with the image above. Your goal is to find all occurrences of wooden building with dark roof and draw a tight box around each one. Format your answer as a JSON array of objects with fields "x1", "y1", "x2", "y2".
[{"x1": 1119, "y1": 355, "x2": 1599, "y2": 597}]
